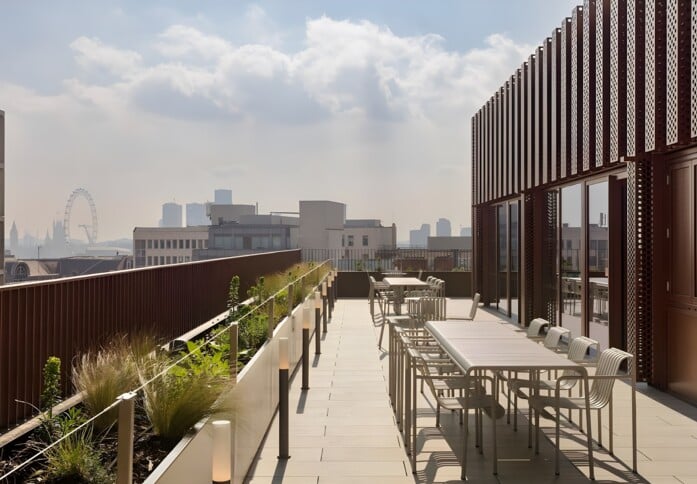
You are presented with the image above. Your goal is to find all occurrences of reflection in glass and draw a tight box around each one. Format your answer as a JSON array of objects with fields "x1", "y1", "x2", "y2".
[
  {"x1": 510, "y1": 202, "x2": 519, "y2": 322},
  {"x1": 498, "y1": 205, "x2": 508, "y2": 314},
  {"x1": 561, "y1": 184, "x2": 582, "y2": 338},
  {"x1": 588, "y1": 182, "x2": 609, "y2": 350}
]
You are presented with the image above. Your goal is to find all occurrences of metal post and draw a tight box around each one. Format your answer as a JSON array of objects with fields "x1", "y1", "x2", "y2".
[
  {"x1": 267, "y1": 298, "x2": 275, "y2": 340},
  {"x1": 328, "y1": 277, "x2": 334, "y2": 320},
  {"x1": 287, "y1": 282, "x2": 294, "y2": 317},
  {"x1": 116, "y1": 392, "x2": 136, "y2": 484},
  {"x1": 322, "y1": 282, "x2": 328, "y2": 329},
  {"x1": 314, "y1": 302, "x2": 321, "y2": 355},
  {"x1": 229, "y1": 323, "x2": 238, "y2": 383},
  {"x1": 278, "y1": 337, "x2": 290, "y2": 459},
  {"x1": 302, "y1": 306, "x2": 310, "y2": 390},
  {"x1": 315, "y1": 290, "x2": 325, "y2": 334}
]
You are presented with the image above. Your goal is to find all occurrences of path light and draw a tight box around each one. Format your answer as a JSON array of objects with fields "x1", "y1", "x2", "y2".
[
  {"x1": 212, "y1": 420, "x2": 231, "y2": 484},
  {"x1": 278, "y1": 337, "x2": 290, "y2": 459}
]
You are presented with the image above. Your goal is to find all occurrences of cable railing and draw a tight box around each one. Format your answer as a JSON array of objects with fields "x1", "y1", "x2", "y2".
[
  {"x1": 302, "y1": 248, "x2": 472, "y2": 272},
  {"x1": 0, "y1": 260, "x2": 333, "y2": 483}
]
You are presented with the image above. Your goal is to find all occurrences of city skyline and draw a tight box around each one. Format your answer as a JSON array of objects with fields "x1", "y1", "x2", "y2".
[{"x1": 1, "y1": 1, "x2": 578, "y2": 241}]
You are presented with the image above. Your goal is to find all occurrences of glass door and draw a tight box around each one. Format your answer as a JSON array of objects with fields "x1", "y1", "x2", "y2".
[
  {"x1": 560, "y1": 184, "x2": 583, "y2": 338},
  {"x1": 587, "y1": 181, "x2": 609, "y2": 350},
  {"x1": 497, "y1": 205, "x2": 508, "y2": 315}
]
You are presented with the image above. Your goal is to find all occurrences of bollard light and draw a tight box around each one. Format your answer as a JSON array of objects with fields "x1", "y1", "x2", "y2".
[
  {"x1": 279, "y1": 336, "x2": 289, "y2": 371},
  {"x1": 212, "y1": 420, "x2": 231, "y2": 484},
  {"x1": 321, "y1": 281, "x2": 327, "y2": 297},
  {"x1": 278, "y1": 337, "x2": 290, "y2": 459},
  {"x1": 314, "y1": 290, "x2": 321, "y2": 309},
  {"x1": 301, "y1": 305, "x2": 310, "y2": 390}
]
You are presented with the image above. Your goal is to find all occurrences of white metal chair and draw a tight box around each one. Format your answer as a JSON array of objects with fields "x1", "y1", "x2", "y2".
[
  {"x1": 529, "y1": 347, "x2": 635, "y2": 477},
  {"x1": 525, "y1": 318, "x2": 550, "y2": 341},
  {"x1": 407, "y1": 346, "x2": 504, "y2": 476},
  {"x1": 445, "y1": 292, "x2": 481, "y2": 321}
]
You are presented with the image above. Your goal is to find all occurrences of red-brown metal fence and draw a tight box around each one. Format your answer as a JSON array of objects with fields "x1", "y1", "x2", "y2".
[{"x1": 0, "y1": 250, "x2": 301, "y2": 429}]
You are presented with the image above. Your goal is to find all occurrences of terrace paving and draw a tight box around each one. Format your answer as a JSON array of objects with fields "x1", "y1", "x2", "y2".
[{"x1": 245, "y1": 298, "x2": 697, "y2": 484}]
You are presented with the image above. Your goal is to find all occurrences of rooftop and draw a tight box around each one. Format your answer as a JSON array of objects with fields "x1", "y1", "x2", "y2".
[{"x1": 246, "y1": 298, "x2": 697, "y2": 484}]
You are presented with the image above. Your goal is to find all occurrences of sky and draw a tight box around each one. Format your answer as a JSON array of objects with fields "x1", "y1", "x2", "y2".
[{"x1": 1, "y1": 0, "x2": 580, "y2": 242}]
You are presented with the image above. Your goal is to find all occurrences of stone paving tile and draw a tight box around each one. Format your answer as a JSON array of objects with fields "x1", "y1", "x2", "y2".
[{"x1": 245, "y1": 299, "x2": 697, "y2": 484}]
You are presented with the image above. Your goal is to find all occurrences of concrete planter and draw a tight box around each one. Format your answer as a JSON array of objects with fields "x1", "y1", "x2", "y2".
[{"x1": 144, "y1": 299, "x2": 312, "y2": 484}]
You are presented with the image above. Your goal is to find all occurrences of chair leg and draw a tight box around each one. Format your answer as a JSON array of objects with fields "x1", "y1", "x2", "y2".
[
  {"x1": 555, "y1": 405, "x2": 561, "y2": 475},
  {"x1": 436, "y1": 403, "x2": 441, "y2": 427},
  {"x1": 377, "y1": 318, "x2": 386, "y2": 349},
  {"x1": 597, "y1": 407, "x2": 603, "y2": 448},
  {"x1": 609, "y1": 394, "x2": 614, "y2": 455}
]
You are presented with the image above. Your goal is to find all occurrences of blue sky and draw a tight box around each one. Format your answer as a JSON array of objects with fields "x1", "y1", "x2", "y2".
[{"x1": 1, "y1": 1, "x2": 579, "y2": 241}]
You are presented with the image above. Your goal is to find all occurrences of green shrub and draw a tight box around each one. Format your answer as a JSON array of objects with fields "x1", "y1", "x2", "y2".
[
  {"x1": 72, "y1": 336, "x2": 144, "y2": 432},
  {"x1": 174, "y1": 340, "x2": 229, "y2": 378},
  {"x1": 42, "y1": 423, "x2": 110, "y2": 483},
  {"x1": 41, "y1": 356, "x2": 61, "y2": 418},
  {"x1": 140, "y1": 356, "x2": 229, "y2": 446},
  {"x1": 239, "y1": 312, "x2": 268, "y2": 354}
]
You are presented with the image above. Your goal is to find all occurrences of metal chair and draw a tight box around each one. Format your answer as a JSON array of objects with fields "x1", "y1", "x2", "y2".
[
  {"x1": 407, "y1": 346, "x2": 504, "y2": 476},
  {"x1": 529, "y1": 347, "x2": 635, "y2": 477}
]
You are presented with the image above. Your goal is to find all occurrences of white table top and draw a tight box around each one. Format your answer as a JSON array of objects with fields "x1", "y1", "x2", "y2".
[
  {"x1": 383, "y1": 277, "x2": 429, "y2": 287},
  {"x1": 425, "y1": 321, "x2": 583, "y2": 373}
]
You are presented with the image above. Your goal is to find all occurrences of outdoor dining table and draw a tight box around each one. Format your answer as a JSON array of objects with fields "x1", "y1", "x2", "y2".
[
  {"x1": 422, "y1": 320, "x2": 595, "y2": 480},
  {"x1": 383, "y1": 277, "x2": 429, "y2": 315}
]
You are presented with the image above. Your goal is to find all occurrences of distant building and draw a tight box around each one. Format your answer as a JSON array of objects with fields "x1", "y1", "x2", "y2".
[
  {"x1": 214, "y1": 189, "x2": 232, "y2": 205},
  {"x1": 427, "y1": 236, "x2": 472, "y2": 251},
  {"x1": 460, "y1": 227, "x2": 472, "y2": 236},
  {"x1": 436, "y1": 218, "x2": 452, "y2": 237},
  {"x1": 409, "y1": 224, "x2": 430, "y2": 248},
  {"x1": 208, "y1": 204, "x2": 257, "y2": 225},
  {"x1": 9, "y1": 221, "x2": 18, "y2": 255},
  {"x1": 133, "y1": 226, "x2": 209, "y2": 267},
  {"x1": 4, "y1": 255, "x2": 132, "y2": 284},
  {"x1": 0, "y1": 110, "x2": 4, "y2": 284},
  {"x1": 195, "y1": 215, "x2": 299, "y2": 260},
  {"x1": 186, "y1": 203, "x2": 208, "y2": 226},
  {"x1": 162, "y1": 203, "x2": 183, "y2": 227}
]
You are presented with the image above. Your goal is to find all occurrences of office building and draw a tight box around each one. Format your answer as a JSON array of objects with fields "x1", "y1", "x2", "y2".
[
  {"x1": 186, "y1": 203, "x2": 208, "y2": 226},
  {"x1": 436, "y1": 218, "x2": 452, "y2": 237},
  {"x1": 161, "y1": 202, "x2": 183, "y2": 227},
  {"x1": 214, "y1": 189, "x2": 232, "y2": 205}
]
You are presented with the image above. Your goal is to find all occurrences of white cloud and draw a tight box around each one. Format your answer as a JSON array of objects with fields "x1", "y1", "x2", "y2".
[
  {"x1": 70, "y1": 37, "x2": 142, "y2": 76},
  {"x1": 3, "y1": 16, "x2": 532, "y2": 241}
]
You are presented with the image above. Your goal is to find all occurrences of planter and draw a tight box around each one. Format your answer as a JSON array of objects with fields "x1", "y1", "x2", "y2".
[{"x1": 145, "y1": 299, "x2": 311, "y2": 484}]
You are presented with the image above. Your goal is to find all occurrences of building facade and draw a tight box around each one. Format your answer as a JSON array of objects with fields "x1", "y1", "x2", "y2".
[
  {"x1": 0, "y1": 110, "x2": 4, "y2": 284},
  {"x1": 409, "y1": 223, "x2": 431, "y2": 248},
  {"x1": 133, "y1": 226, "x2": 209, "y2": 267},
  {"x1": 186, "y1": 202, "x2": 208, "y2": 226},
  {"x1": 161, "y1": 202, "x2": 183, "y2": 227},
  {"x1": 471, "y1": 0, "x2": 697, "y2": 402},
  {"x1": 214, "y1": 189, "x2": 232, "y2": 205},
  {"x1": 435, "y1": 218, "x2": 452, "y2": 237}
]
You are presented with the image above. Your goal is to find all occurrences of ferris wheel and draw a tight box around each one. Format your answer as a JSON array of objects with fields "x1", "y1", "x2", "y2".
[{"x1": 63, "y1": 188, "x2": 98, "y2": 245}]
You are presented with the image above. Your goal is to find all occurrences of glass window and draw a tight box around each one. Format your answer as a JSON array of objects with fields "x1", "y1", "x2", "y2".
[
  {"x1": 166, "y1": 256, "x2": 171, "y2": 264},
  {"x1": 179, "y1": 240, "x2": 184, "y2": 249},
  {"x1": 342, "y1": 235, "x2": 345, "y2": 247},
  {"x1": 362, "y1": 235, "x2": 369, "y2": 246},
  {"x1": 147, "y1": 240, "x2": 152, "y2": 249},
  {"x1": 347, "y1": 235, "x2": 354, "y2": 247},
  {"x1": 588, "y1": 181, "x2": 609, "y2": 350},
  {"x1": 561, "y1": 184, "x2": 582, "y2": 339},
  {"x1": 160, "y1": 256, "x2": 165, "y2": 265},
  {"x1": 147, "y1": 256, "x2": 152, "y2": 266},
  {"x1": 185, "y1": 239, "x2": 190, "y2": 249},
  {"x1": 498, "y1": 205, "x2": 508, "y2": 315},
  {"x1": 510, "y1": 202, "x2": 519, "y2": 322}
]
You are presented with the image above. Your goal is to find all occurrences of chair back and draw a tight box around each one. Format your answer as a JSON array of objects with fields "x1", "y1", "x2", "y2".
[
  {"x1": 417, "y1": 269, "x2": 423, "y2": 280},
  {"x1": 412, "y1": 296, "x2": 446, "y2": 323},
  {"x1": 527, "y1": 318, "x2": 549, "y2": 338},
  {"x1": 566, "y1": 336, "x2": 599, "y2": 363},
  {"x1": 543, "y1": 326, "x2": 571, "y2": 350},
  {"x1": 588, "y1": 348, "x2": 634, "y2": 408},
  {"x1": 468, "y1": 293, "x2": 481, "y2": 320}
]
